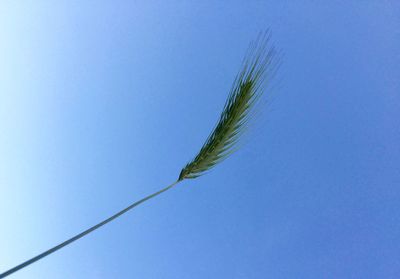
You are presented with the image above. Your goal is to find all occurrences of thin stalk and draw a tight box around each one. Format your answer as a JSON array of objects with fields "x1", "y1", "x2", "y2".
[{"x1": 0, "y1": 180, "x2": 181, "y2": 278}]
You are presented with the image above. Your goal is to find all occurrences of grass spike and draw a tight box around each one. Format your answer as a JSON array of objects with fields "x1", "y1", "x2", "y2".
[{"x1": 179, "y1": 31, "x2": 278, "y2": 181}]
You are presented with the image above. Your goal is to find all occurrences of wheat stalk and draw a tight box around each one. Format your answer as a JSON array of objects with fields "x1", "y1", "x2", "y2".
[{"x1": 0, "y1": 31, "x2": 279, "y2": 278}]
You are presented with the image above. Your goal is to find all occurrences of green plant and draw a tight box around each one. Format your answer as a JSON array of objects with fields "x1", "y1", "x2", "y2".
[{"x1": 0, "y1": 32, "x2": 279, "y2": 278}]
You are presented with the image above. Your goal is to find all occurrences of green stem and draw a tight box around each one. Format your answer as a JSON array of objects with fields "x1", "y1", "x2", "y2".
[{"x1": 0, "y1": 180, "x2": 181, "y2": 278}]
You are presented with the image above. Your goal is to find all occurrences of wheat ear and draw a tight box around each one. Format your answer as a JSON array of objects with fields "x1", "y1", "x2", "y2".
[{"x1": 0, "y1": 31, "x2": 278, "y2": 278}]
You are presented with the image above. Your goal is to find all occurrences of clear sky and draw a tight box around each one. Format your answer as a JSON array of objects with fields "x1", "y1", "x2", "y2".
[{"x1": 1, "y1": 1, "x2": 399, "y2": 278}]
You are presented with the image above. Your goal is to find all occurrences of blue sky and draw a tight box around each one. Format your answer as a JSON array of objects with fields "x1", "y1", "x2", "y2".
[{"x1": 1, "y1": 1, "x2": 399, "y2": 278}]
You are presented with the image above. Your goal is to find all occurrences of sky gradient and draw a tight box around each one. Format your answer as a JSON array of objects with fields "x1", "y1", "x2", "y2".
[{"x1": 1, "y1": 1, "x2": 399, "y2": 278}]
